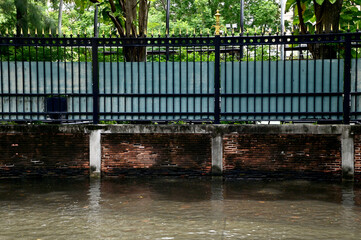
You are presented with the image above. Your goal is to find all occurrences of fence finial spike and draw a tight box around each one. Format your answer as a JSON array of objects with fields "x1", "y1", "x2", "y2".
[
  {"x1": 50, "y1": 28, "x2": 52, "y2": 35},
  {"x1": 212, "y1": 10, "x2": 222, "y2": 35},
  {"x1": 172, "y1": 28, "x2": 174, "y2": 35},
  {"x1": 179, "y1": 28, "x2": 182, "y2": 35},
  {"x1": 20, "y1": 28, "x2": 23, "y2": 35},
  {"x1": 186, "y1": 28, "x2": 188, "y2": 35},
  {"x1": 152, "y1": 29, "x2": 154, "y2": 35},
  {"x1": 323, "y1": 24, "x2": 325, "y2": 32},
  {"x1": 330, "y1": 24, "x2": 333, "y2": 32},
  {"x1": 277, "y1": 26, "x2": 279, "y2": 33},
  {"x1": 232, "y1": 28, "x2": 234, "y2": 34},
  {"x1": 348, "y1": 22, "x2": 350, "y2": 30},
  {"x1": 6, "y1": 28, "x2": 8, "y2": 35},
  {"x1": 158, "y1": 28, "x2": 161, "y2": 35},
  {"x1": 28, "y1": 28, "x2": 30, "y2": 35},
  {"x1": 200, "y1": 29, "x2": 202, "y2": 35},
  {"x1": 358, "y1": 22, "x2": 359, "y2": 31},
  {"x1": 35, "y1": 28, "x2": 37, "y2": 35},
  {"x1": 307, "y1": 25, "x2": 309, "y2": 32},
  {"x1": 291, "y1": 25, "x2": 294, "y2": 32},
  {"x1": 208, "y1": 28, "x2": 210, "y2": 35},
  {"x1": 339, "y1": 23, "x2": 341, "y2": 31},
  {"x1": 268, "y1": 28, "x2": 272, "y2": 34},
  {"x1": 194, "y1": 28, "x2": 196, "y2": 35}
]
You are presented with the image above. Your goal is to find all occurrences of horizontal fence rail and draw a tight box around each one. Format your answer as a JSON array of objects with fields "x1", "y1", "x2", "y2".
[{"x1": 0, "y1": 32, "x2": 360, "y2": 124}]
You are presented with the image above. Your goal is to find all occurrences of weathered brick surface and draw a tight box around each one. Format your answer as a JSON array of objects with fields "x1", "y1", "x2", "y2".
[
  {"x1": 223, "y1": 134, "x2": 342, "y2": 179},
  {"x1": 0, "y1": 133, "x2": 89, "y2": 177},
  {"x1": 101, "y1": 133, "x2": 212, "y2": 176},
  {"x1": 354, "y1": 135, "x2": 361, "y2": 182}
]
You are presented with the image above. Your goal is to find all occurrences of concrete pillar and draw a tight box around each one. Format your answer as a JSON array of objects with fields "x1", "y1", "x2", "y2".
[
  {"x1": 341, "y1": 128, "x2": 354, "y2": 181},
  {"x1": 212, "y1": 134, "x2": 223, "y2": 175},
  {"x1": 89, "y1": 130, "x2": 101, "y2": 177}
]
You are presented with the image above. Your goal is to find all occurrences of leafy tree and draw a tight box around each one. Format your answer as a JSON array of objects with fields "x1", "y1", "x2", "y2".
[
  {"x1": 86, "y1": 0, "x2": 151, "y2": 62},
  {"x1": 0, "y1": 0, "x2": 57, "y2": 35},
  {"x1": 286, "y1": 0, "x2": 361, "y2": 58},
  {"x1": 287, "y1": 0, "x2": 343, "y2": 34},
  {"x1": 150, "y1": 0, "x2": 280, "y2": 35},
  {"x1": 221, "y1": 0, "x2": 280, "y2": 33}
]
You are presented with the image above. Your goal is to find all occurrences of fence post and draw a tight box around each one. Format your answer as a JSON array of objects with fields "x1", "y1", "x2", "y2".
[
  {"x1": 92, "y1": 38, "x2": 99, "y2": 124},
  {"x1": 214, "y1": 35, "x2": 221, "y2": 124},
  {"x1": 343, "y1": 34, "x2": 352, "y2": 124}
]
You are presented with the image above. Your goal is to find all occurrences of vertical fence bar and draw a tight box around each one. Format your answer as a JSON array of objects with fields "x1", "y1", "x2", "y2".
[
  {"x1": 92, "y1": 38, "x2": 99, "y2": 124},
  {"x1": 15, "y1": 38, "x2": 18, "y2": 120},
  {"x1": 0, "y1": 38, "x2": 3, "y2": 120},
  {"x1": 343, "y1": 34, "x2": 352, "y2": 124},
  {"x1": 214, "y1": 35, "x2": 221, "y2": 124}
]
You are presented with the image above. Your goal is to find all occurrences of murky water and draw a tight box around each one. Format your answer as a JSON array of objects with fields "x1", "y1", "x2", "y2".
[{"x1": 0, "y1": 178, "x2": 360, "y2": 240}]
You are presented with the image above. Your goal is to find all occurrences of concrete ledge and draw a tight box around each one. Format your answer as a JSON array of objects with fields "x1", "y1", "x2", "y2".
[{"x1": 0, "y1": 124, "x2": 352, "y2": 135}]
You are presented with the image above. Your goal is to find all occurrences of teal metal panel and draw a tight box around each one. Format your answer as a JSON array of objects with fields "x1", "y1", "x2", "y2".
[
  {"x1": 0, "y1": 59, "x2": 351, "y2": 122},
  {"x1": 99, "y1": 62, "x2": 214, "y2": 120},
  {"x1": 351, "y1": 59, "x2": 361, "y2": 120},
  {"x1": 221, "y1": 59, "x2": 344, "y2": 121},
  {"x1": 0, "y1": 62, "x2": 92, "y2": 121}
]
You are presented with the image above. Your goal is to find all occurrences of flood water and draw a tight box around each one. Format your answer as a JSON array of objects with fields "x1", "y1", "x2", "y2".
[{"x1": 0, "y1": 178, "x2": 361, "y2": 240}]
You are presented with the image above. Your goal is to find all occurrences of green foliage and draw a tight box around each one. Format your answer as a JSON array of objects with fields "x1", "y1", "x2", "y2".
[
  {"x1": 0, "y1": 44, "x2": 89, "y2": 62},
  {"x1": 286, "y1": 0, "x2": 361, "y2": 33},
  {"x1": 0, "y1": 0, "x2": 57, "y2": 34},
  {"x1": 0, "y1": 121, "x2": 17, "y2": 125},
  {"x1": 149, "y1": 0, "x2": 280, "y2": 35},
  {"x1": 99, "y1": 120, "x2": 118, "y2": 124},
  {"x1": 168, "y1": 120, "x2": 188, "y2": 125},
  {"x1": 220, "y1": 121, "x2": 254, "y2": 124}
]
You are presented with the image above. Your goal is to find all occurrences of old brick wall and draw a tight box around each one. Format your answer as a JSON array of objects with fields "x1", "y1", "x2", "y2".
[
  {"x1": 101, "y1": 133, "x2": 212, "y2": 176},
  {"x1": 354, "y1": 135, "x2": 361, "y2": 182},
  {"x1": 0, "y1": 133, "x2": 89, "y2": 177},
  {"x1": 223, "y1": 134, "x2": 342, "y2": 179}
]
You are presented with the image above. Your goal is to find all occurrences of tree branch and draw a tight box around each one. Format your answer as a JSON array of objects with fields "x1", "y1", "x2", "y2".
[
  {"x1": 117, "y1": 0, "x2": 126, "y2": 12},
  {"x1": 108, "y1": 0, "x2": 116, "y2": 13},
  {"x1": 107, "y1": 12, "x2": 125, "y2": 36},
  {"x1": 296, "y1": 0, "x2": 307, "y2": 34}
]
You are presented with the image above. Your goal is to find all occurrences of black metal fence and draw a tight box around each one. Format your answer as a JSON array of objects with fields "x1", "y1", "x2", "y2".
[{"x1": 0, "y1": 31, "x2": 361, "y2": 124}]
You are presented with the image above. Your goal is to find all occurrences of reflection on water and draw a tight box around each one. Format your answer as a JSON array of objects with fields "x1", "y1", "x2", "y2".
[{"x1": 0, "y1": 178, "x2": 360, "y2": 240}]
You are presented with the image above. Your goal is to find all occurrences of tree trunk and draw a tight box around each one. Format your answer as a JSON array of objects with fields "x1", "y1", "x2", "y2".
[
  {"x1": 58, "y1": 0, "x2": 64, "y2": 35},
  {"x1": 108, "y1": 0, "x2": 148, "y2": 62},
  {"x1": 311, "y1": 0, "x2": 343, "y2": 59},
  {"x1": 15, "y1": 0, "x2": 28, "y2": 35},
  {"x1": 123, "y1": 46, "x2": 147, "y2": 62}
]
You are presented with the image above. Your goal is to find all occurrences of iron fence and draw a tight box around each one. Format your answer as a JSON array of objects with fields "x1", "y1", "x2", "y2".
[{"x1": 0, "y1": 31, "x2": 360, "y2": 124}]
